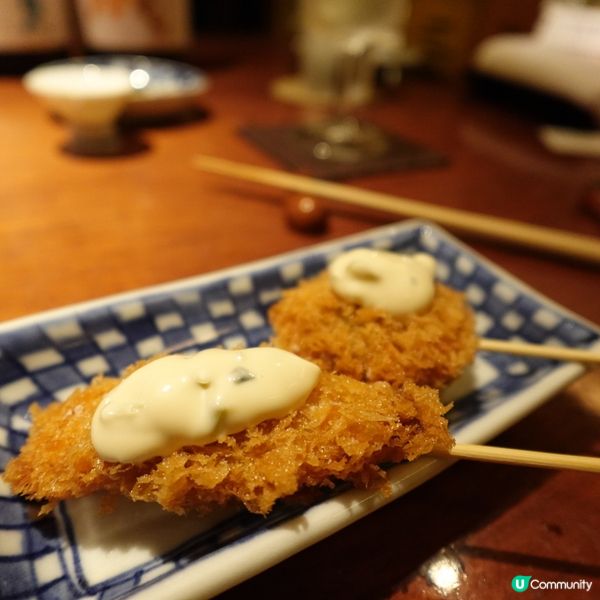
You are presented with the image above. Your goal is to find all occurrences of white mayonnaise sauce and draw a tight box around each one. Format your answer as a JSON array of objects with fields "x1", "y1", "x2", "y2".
[
  {"x1": 328, "y1": 248, "x2": 437, "y2": 315},
  {"x1": 91, "y1": 348, "x2": 321, "y2": 463}
]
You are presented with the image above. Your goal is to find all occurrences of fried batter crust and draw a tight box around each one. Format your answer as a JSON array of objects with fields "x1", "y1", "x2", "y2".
[
  {"x1": 270, "y1": 273, "x2": 477, "y2": 389},
  {"x1": 4, "y1": 370, "x2": 452, "y2": 515}
]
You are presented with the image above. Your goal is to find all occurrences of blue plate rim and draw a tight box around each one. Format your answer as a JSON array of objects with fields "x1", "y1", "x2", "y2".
[{"x1": 1, "y1": 219, "x2": 598, "y2": 600}]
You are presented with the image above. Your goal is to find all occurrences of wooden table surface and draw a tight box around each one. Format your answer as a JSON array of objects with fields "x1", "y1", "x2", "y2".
[{"x1": 1, "y1": 38, "x2": 599, "y2": 599}]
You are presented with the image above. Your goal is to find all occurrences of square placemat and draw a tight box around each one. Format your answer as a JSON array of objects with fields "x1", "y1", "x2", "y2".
[{"x1": 239, "y1": 122, "x2": 447, "y2": 180}]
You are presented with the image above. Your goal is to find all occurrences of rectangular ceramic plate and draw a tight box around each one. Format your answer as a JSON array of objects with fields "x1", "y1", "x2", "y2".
[{"x1": 1, "y1": 221, "x2": 598, "y2": 600}]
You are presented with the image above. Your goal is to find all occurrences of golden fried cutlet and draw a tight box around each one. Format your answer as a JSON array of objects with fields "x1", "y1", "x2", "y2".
[
  {"x1": 270, "y1": 272, "x2": 477, "y2": 389},
  {"x1": 4, "y1": 367, "x2": 452, "y2": 515}
]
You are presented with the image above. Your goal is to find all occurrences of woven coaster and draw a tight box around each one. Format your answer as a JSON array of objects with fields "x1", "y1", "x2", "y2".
[{"x1": 239, "y1": 122, "x2": 447, "y2": 180}]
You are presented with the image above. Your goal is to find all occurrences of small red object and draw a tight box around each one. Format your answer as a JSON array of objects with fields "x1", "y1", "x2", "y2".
[{"x1": 284, "y1": 195, "x2": 329, "y2": 233}]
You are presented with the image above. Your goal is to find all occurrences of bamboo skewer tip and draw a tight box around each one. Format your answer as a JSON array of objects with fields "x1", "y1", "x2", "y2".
[
  {"x1": 478, "y1": 338, "x2": 600, "y2": 364},
  {"x1": 446, "y1": 444, "x2": 600, "y2": 474}
]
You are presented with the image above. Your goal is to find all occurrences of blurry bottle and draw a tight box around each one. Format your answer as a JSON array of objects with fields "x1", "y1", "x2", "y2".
[
  {"x1": 0, "y1": 0, "x2": 72, "y2": 74},
  {"x1": 75, "y1": 0, "x2": 192, "y2": 58}
]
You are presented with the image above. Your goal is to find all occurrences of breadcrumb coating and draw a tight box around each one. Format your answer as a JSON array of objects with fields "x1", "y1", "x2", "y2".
[
  {"x1": 270, "y1": 272, "x2": 477, "y2": 389},
  {"x1": 4, "y1": 367, "x2": 452, "y2": 515}
]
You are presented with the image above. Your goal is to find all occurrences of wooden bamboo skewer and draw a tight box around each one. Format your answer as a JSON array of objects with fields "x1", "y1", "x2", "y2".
[
  {"x1": 478, "y1": 338, "x2": 600, "y2": 364},
  {"x1": 192, "y1": 154, "x2": 600, "y2": 264},
  {"x1": 444, "y1": 444, "x2": 600, "y2": 473},
  {"x1": 168, "y1": 336, "x2": 600, "y2": 364}
]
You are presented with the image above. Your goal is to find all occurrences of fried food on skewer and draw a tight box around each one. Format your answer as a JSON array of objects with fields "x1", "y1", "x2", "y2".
[
  {"x1": 5, "y1": 248, "x2": 472, "y2": 517},
  {"x1": 270, "y1": 250, "x2": 477, "y2": 389},
  {"x1": 4, "y1": 350, "x2": 452, "y2": 516}
]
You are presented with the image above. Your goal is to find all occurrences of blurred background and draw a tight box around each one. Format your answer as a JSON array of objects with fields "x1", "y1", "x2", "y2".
[
  {"x1": 3, "y1": 0, "x2": 600, "y2": 132},
  {"x1": 1, "y1": 0, "x2": 599, "y2": 315},
  {"x1": 0, "y1": 0, "x2": 561, "y2": 76},
  {"x1": 0, "y1": 1, "x2": 560, "y2": 81}
]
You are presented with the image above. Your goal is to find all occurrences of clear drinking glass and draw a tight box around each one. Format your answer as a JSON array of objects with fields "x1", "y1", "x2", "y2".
[{"x1": 296, "y1": 0, "x2": 410, "y2": 164}]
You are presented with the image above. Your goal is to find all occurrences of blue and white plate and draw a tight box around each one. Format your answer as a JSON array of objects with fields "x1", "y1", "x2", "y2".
[
  {"x1": 1, "y1": 221, "x2": 598, "y2": 599},
  {"x1": 96, "y1": 55, "x2": 209, "y2": 118},
  {"x1": 91, "y1": 55, "x2": 209, "y2": 118}
]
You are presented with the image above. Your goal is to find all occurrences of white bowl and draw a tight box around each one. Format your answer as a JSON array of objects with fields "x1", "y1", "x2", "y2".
[{"x1": 24, "y1": 62, "x2": 133, "y2": 153}]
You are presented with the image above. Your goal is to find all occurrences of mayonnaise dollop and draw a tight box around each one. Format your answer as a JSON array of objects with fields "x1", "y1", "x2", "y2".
[
  {"x1": 328, "y1": 248, "x2": 437, "y2": 315},
  {"x1": 91, "y1": 348, "x2": 321, "y2": 463}
]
